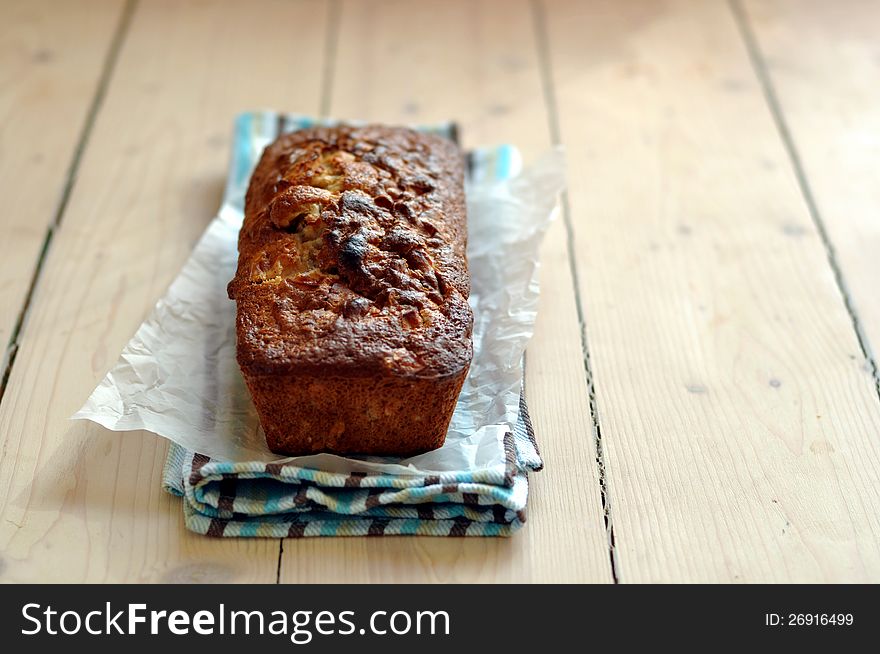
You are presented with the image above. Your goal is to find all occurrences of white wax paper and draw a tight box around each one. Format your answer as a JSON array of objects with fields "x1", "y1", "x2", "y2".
[{"x1": 73, "y1": 128, "x2": 564, "y2": 476}]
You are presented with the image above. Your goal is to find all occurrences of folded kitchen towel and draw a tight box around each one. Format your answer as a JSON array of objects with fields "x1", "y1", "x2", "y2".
[{"x1": 162, "y1": 393, "x2": 542, "y2": 537}]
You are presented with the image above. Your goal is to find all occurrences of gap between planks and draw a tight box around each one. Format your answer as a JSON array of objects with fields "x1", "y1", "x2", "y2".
[
  {"x1": 318, "y1": 0, "x2": 341, "y2": 118},
  {"x1": 729, "y1": 0, "x2": 880, "y2": 404},
  {"x1": 531, "y1": 0, "x2": 620, "y2": 583},
  {"x1": 0, "y1": 0, "x2": 138, "y2": 402}
]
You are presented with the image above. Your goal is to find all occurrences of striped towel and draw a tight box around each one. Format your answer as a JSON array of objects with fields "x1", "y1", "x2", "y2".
[
  {"x1": 163, "y1": 395, "x2": 541, "y2": 537},
  {"x1": 162, "y1": 112, "x2": 544, "y2": 537}
]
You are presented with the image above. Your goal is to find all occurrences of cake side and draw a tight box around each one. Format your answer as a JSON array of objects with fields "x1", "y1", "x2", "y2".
[{"x1": 242, "y1": 371, "x2": 466, "y2": 456}]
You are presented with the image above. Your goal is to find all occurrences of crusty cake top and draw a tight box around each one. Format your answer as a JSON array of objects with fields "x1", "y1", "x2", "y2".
[{"x1": 228, "y1": 125, "x2": 473, "y2": 378}]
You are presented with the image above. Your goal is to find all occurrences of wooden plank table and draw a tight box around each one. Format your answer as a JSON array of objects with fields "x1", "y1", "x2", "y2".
[{"x1": 1, "y1": 0, "x2": 879, "y2": 583}]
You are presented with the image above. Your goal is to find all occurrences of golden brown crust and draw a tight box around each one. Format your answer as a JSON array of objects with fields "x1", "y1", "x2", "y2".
[{"x1": 228, "y1": 124, "x2": 472, "y2": 455}]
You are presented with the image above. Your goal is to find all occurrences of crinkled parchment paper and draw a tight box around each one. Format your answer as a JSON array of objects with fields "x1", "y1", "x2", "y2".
[{"x1": 73, "y1": 116, "x2": 564, "y2": 476}]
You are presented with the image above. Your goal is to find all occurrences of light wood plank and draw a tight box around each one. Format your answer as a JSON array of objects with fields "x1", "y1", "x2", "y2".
[
  {"x1": 279, "y1": 0, "x2": 613, "y2": 583},
  {"x1": 0, "y1": 0, "x2": 330, "y2": 583},
  {"x1": 545, "y1": 0, "x2": 880, "y2": 582},
  {"x1": 741, "y1": 0, "x2": 880, "y2": 376},
  {"x1": 0, "y1": 0, "x2": 125, "y2": 358}
]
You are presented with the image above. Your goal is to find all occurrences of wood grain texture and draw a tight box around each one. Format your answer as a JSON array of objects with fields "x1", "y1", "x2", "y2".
[
  {"x1": 0, "y1": 0, "x2": 331, "y2": 583},
  {"x1": 278, "y1": 0, "x2": 613, "y2": 583},
  {"x1": 0, "y1": 0, "x2": 125, "y2": 360},
  {"x1": 741, "y1": 0, "x2": 880, "y2": 376},
  {"x1": 544, "y1": 0, "x2": 880, "y2": 582},
  {"x1": 5, "y1": 0, "x2": 880, "y2": 585}
]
